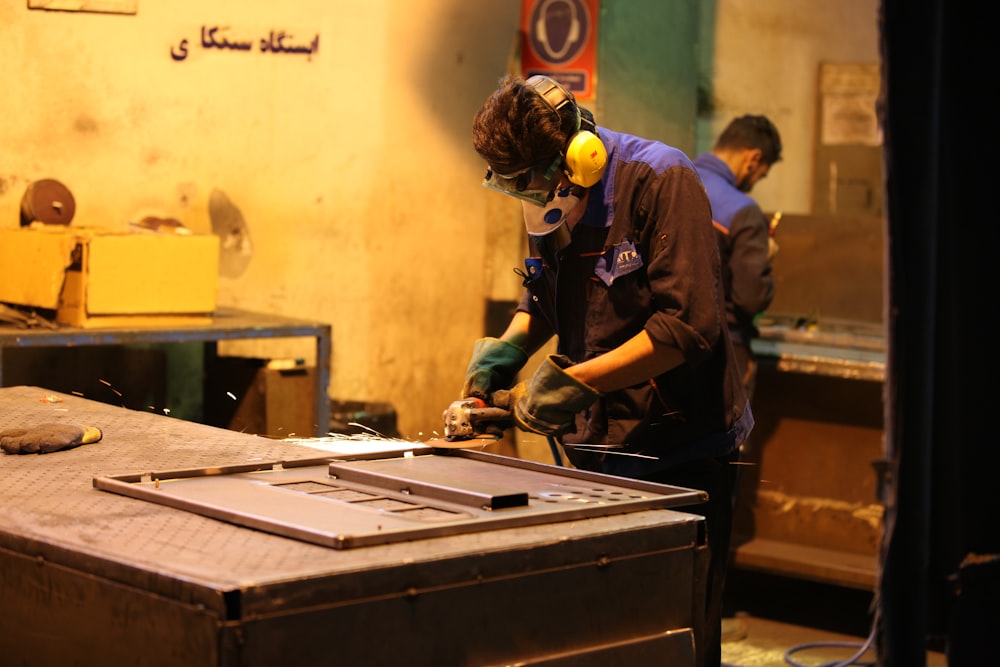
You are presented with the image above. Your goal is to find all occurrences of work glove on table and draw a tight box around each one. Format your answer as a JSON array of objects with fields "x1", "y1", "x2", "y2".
[
  {"x1": 0, "y1": 423, "x2": 103, "y2": 455},
  {"x1": 461, "y1": 337, "x2": 530, "y2": 401},
  {"x1": 493, "y1": 354, "x2": 601, "y2": 437}
]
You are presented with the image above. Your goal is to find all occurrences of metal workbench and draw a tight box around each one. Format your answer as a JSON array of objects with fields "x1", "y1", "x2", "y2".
[
  {"x1": 0, "y1": 307, "x2": 332, "y2": 436},
  {"x1": 738, "y1": 315, "x2": 887, "y2": 590},
  {"x1": 727, "y1": 213, "x2": 889, "y2": 590},
  {"x1": 0, "y1": 386, "x2": 707, "y2": 667},
  {"x1": 752, "y1": 315, "x2": 886, "y2": 382}
]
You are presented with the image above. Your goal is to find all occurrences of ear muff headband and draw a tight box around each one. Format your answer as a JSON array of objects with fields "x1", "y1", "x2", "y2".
[{"x1": 525, "y1": 75, "x2": 608, "y2": 188}]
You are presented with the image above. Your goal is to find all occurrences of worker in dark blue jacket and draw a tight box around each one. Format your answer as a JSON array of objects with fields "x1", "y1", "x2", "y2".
[
  {"x1": 459, "y1": 74, "x2": 753, "y2": 667},
  {"x1": 694, "y1": 115, "x2": 783, "y2": 400}
]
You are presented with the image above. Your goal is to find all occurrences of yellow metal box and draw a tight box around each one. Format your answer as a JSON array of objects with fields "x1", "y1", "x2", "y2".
[{"x1": 0, "y1": 226, "x2": 219, "y2": 328}]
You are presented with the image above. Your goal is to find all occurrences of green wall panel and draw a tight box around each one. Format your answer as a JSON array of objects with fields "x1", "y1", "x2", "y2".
[{"x1": 595, "y1": 0, "x2": 704, "y2": 156}]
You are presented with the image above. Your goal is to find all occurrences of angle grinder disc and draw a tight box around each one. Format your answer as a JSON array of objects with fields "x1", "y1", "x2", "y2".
[{"x1": 20, "y1": 178, "x2": 76, "y2": 226}]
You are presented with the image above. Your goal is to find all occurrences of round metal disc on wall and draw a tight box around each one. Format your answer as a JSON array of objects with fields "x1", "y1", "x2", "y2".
[{"x1": 20, "y1": 179, "x2": 76, "y2": 226}]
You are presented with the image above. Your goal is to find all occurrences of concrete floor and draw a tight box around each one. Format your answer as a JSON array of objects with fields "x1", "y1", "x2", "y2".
[{"x1": 720, "y1": 569, "x2": 947, "y2": 667}]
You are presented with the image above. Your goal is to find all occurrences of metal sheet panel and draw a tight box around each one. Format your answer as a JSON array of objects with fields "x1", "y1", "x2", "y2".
[{"x1": 93, "y1": 449, "x2": 705, "y2": 549}]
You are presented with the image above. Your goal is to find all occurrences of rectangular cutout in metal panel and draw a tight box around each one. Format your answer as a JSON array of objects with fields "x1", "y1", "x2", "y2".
[{"x1": 94, "y1": 448, "x2": 706, "y2": 549}]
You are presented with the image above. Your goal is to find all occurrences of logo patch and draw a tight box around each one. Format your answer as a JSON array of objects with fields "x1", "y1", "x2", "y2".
[{"x1": 594, "y1": 239, "x2": 643, "y2": 286}]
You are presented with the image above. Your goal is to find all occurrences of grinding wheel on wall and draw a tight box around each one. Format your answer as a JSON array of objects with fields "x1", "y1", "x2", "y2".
[{"x1": 20, "y1": 179, "x2": 76, "y2": 226}]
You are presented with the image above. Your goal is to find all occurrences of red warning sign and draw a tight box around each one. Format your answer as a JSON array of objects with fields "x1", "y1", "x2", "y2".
[{"x1": 520, "y1": 0, "x2": 599, "y2": 100}]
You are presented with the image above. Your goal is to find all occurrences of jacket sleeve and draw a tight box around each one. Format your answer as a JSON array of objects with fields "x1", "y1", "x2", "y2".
[
  {"x1": 727, "y1": 204, "x2": 776, "y2": 327},
  {"x1": 640, "y1": 164, "x2": 725, "y2": 367}
]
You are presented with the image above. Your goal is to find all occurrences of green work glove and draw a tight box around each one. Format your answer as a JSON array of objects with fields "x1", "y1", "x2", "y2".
[
  {"x1": 495, "y1": 354, "x2": 601, "y2": 437},
  {"x1": 461, "y1": 337, "x2": 529, "y2": 401},
  {"x1": 0, "y1": 423, "x2": 103, "y2": 455}
]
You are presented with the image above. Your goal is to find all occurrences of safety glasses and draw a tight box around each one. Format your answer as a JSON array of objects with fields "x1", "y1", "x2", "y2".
[{"x1": 481, "y1": 155, "x2": 564, "y2": 207}]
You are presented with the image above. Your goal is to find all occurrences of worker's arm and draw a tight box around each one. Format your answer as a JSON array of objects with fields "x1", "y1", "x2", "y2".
[
  {"x1": 499, "y1": 330, "x2": 684, "y2": 438},
  {"x1": 502, "y1": 310, "x2": 684, "y2": 392},
  {"x1": 565, "y1": 330, "x2": 685, "y2": 393},
  {"x1": 497, "y1": 310, "x2": 555, "y2": 358},
  {"x1": 459, "y1": 310, "x2": 554, "y2": 402}
]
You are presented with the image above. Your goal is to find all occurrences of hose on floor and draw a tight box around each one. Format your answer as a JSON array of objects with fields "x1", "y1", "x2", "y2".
[
  {"x1": 783, "y1": 624, "x2": 876, "y2": 667},
  {"x1": 721, "y1": 617, "x2": 877, "y2": 667}
]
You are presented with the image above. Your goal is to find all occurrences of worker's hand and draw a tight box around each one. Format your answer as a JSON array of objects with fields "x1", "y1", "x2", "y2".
[
  {"x1": 767, "y1": 236, "x2": 779, "y2": 261},
  {"x1": 461, "y1": 337, "x2": 529, "y2": 401},
  {"x1": 495, "y1": 354, "x2": 601, "y2": 437},
  {"x1": 0, "y1": 423, "x2": 102, "y2": 455}
]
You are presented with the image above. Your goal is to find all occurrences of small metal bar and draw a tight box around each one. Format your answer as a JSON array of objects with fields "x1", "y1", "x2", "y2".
[{"x1": 328, "y1": 460, "x2": 530, "y2": 510}]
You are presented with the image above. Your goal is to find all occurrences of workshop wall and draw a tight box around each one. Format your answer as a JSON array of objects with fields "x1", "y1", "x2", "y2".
[
  {"x1": 0, "y1": 0, "x2": 879, "y2": 441},
  {"x1": 0, "y1": 0, "x2": 521, "y2": 440},
  {"x1": 698, "y1": 0, "x2": 881, "y2": 215}
]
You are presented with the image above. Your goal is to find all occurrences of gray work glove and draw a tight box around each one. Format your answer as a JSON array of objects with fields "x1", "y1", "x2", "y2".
[
  {"x1": 0, "y1": 423, "x2": 103, "y2": 454},
  {"x1": 493, "y1": 354, "x2": 601, "y2": 437},
  {"x1": 461, "y1": 337, "x2": 529, "y2": 401}
]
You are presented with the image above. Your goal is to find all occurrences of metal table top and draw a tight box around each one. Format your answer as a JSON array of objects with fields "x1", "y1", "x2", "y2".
[
  {"x1": 0, "y1": 385, "x2": 702, "y2": 618},
  {"x1": 0, "y1": 308, "x2": 332, "y2": 435}
]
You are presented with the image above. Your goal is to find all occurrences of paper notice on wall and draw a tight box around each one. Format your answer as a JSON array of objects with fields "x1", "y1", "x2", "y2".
[{"x1": 820, "y1": 63, "x2": 881, "y2": 146}]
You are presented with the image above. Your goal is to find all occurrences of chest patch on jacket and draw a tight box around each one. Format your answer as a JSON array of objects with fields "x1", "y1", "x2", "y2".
[{"x1": 594, "y1": 238, "x2": 643, "y2": 286}]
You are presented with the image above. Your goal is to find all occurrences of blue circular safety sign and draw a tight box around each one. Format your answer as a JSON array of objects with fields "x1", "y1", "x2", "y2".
[{"x1": 527, "y1": 0, "x2": 590, "y2": 66}]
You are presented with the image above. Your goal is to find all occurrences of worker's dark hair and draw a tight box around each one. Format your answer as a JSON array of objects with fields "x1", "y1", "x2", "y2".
[
  {"x1": 715, "y1": 115, "x2": 783, "y2": 165},
  {"x1": 472, "y1": 75, "x2": 587, "y2": 175}
]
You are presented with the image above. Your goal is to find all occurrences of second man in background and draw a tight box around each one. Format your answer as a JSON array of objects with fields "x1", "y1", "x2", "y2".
[{"x1": 694, "y1": 115, "x2": 783, "y2": 400}]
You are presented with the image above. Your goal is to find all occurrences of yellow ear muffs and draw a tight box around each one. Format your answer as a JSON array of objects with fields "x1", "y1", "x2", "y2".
[
  {"x1": 526, "y1": 74, "x2": 609, "y2": 187},
  {"x1": 563, "y1": 130, "x2": 608, "y2": 187}
]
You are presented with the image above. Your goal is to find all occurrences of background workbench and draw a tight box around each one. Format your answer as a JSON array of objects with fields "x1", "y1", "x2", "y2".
[{"x1": 0, "y1": 308, "x2": 332, "y2": 437}]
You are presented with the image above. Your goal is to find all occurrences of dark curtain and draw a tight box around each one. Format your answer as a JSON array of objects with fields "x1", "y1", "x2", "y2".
[{"x1": 879, "y1": 1, "x2": 1000, "y2": 665}]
